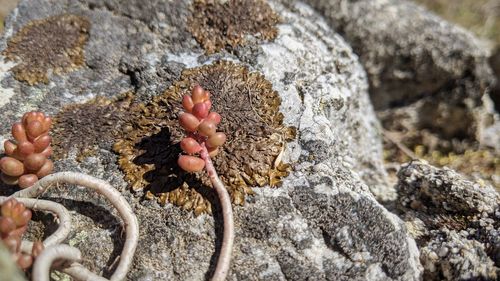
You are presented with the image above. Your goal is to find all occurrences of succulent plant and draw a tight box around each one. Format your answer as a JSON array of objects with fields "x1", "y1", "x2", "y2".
[
  {"x1": 177, "y1": 85, "x2": 233, "y2": 281},
  {"x1": 0, "y1": 112, "x2": 53, "y2": 189},
  {"x1": 0, "y1": 198, "x2": 43, "y2": 270},
  {"x1": 178, "y1": 85, "x2": 227, "y2": 172}
]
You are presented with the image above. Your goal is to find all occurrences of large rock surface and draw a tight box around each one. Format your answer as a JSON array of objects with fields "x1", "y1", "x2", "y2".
[
  {"x1": 291, "y1": 0, "x2": 497, "y2": 144},
  {"x1": 0, "y1": 0, "x2": 421, "y2": 280},
  {"x1": 0, "y1": 1, "x2": 498, "y2": 281}
]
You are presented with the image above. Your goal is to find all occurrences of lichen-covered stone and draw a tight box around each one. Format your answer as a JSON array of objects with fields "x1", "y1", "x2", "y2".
[
  {"x1": 11, "y1": 0, "x2": 497, "y2": 280},
  {"x1": 3, "y1": 14, "x2": 90, "y2": 85},
  {"x1": 188, "y1": 0, "x2": 280, "y2": 54},
  {"x1": 397, "y1": 160, "x2": 499, "y2": 214},
  {"x1": 397, "y1": 161, "x2": 500, "y2": 280},
  {"x1": 421, "y1": 231, "x2": 497, "y2": 281},
  {"x1": 286, "y1": 0, "x2": 497, "y2": 143}
]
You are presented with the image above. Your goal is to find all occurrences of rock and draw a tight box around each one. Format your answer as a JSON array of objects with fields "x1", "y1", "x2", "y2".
[
  {"x1": 0, "y1": 0, "x2": 421, "y2": 280},
  {"x1": 396, "y1": 161, "x2": 500, "y2": 280},
  {"x1": 397, "y1": 160, "x2": 499, "y2": 214},
  {"x1": 292, "y1": 0, "x2": 497, "y2": 142},
  {"x1": 490, "y1": 48, "x2": 500, "y2": 112}
]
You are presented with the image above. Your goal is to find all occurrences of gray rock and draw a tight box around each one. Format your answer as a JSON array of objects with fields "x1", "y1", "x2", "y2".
[
  {"x1": 421, "y1": 231, "x2": 497, "y2": 281},
  {"x1": 397, "y1": 160, "x2": 499, "y2": 214},
  {"x1": 288, "y1": 0, "x2": 497, "y2": 142},
  {"x1": 0, "y1": 1, "x2": 421, "y2": 281},
  {"x1": 396, "y1": 161, "x2": 500, "y2": 280}
]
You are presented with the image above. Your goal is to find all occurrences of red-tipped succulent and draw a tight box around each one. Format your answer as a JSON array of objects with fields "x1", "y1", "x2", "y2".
[
  {"x1": 178, "y1": 85, "x2": 226, "y2": 172},
  {"x1": 1, "y1": 112, "x2": 53, "y2": 189},
  {"x1": 0, "y1": 198, "x2": 43, "y2": 270}
]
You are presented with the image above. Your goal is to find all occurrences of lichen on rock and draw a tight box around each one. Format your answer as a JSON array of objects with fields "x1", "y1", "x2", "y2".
[
  {"x1": 396, "y1": 161, "x2": 500, "y2": 280},
  {"x1": 3, "y1": 14, "x2": 90, "y2": 85},
  {"x1": 188, "y1": 0, "x2": 280, "y2": 54},
  {"x1": 51, "y1": 93, "x2": 134, "y2": 161},
  {"x1": 114, "y1": 60, "x2": 296, "y2": 214}
]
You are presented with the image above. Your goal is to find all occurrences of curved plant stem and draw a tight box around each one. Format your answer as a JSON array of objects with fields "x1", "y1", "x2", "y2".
[
  {"x1": 0, "y1": 197, "x2": 72, "y2": 251},
  {"x1": 10, "y1": 172, "x2": 139, "y2": 281},
  {"x1": 62, "y1": 263, "x2": 109, "y2": 281},
  {"x1": 32, "y1": 244, "x2": 82, "y2": 281},
  {"x1": 200, "y1": 144, "x2": 234, "y2": 281}
]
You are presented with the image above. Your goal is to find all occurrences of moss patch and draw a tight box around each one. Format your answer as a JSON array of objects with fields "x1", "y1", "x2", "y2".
[
  {"x1": 52, "y1": 93, "x2": 134, "y2": 161},
  {"x1": 188, "y1": 0, "x2": 280, "y2": 54},
  {"x1": 3, "y1": 14, "x2": 90, "y2": 85},
  {"x1": 114, "y1": 61, "x2": 295, "y2": 214}
]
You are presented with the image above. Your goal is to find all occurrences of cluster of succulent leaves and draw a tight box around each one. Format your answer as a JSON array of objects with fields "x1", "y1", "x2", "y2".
[
  {"x1": 178, "y1": 85, "x2": 227, "y2": 172},
  {"x1": 0, "y1": 198, "x2": 42, "y2": 270},
  {"x1": 0, "y1": 112, "x2": 53, "y2": 189}
]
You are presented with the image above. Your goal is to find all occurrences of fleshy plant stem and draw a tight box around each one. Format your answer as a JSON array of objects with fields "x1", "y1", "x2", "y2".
[
  {"x1": 10, "y1": 172, "x2": 139, "y2": 281},
  {"x1": 200, "y1": 143, "x2": 234, "y2": 281},
  {"x1": 32, "y1": 244, "x2": 82, "y2": 281}
]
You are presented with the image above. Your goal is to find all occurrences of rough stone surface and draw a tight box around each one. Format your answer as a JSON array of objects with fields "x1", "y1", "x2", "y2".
[
  {"x1": 284, "y1": 0, "x2": 497, "y2": 143},
  {"x1": 396, "y1": 161, "x2": 500, "y2": 281},
  {"x1": 0, "y1": 0, "x2": 420, "y2": 280},
  {"x1": 397, "y1": 160, "x2": 499, "y2": 214},
  {"x1": 1, "y1": 0, "x2": 499, "y2": 281}
]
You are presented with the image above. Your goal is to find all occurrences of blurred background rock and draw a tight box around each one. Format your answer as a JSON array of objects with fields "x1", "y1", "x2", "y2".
[{"x1": 0, "y1": 0, "x2": 18, "y2": 32}]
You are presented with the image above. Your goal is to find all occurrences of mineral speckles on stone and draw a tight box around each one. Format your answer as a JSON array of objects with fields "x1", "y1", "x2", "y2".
[
  {"x1": 396, "y1": 161, "x2": 500, "y2": 280},
  {"x1": 114, "y1": 61, "x2": 295, "y2": 214},
  {"x1": 51, "y1": 94, "x2": 134, "y2": 161},
  {"x1": 188, "y1": 0, "x2": 280, "y2": 54},
  {"x1": 3, "y1": 14, "x2": 90, "y2": 85}
]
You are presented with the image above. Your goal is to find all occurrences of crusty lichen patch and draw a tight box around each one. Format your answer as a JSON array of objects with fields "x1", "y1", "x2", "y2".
[
  {"x1": 52, "y1": 93, "x2": 134, "y2": 161},
  {"x1": 188, "y1": 0, "x2": 280, "y2": 54},
  {"x1": 3, "y1": 14, "x2": 90, "y2": 85},
  {"x1": 114, "y1": 61, "x2": 295, "y2": 214}
]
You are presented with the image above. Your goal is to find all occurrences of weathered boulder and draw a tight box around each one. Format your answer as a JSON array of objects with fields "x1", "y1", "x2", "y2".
[
  {"x1": 0, "y1": 0, "x2": 421, "y2": 280},
  {"x1": 396, "y1": 161, "x2": 500, "y2": 280},
  {"x1": 292, "y1": 0, "x2": 497, "y2": 143}
]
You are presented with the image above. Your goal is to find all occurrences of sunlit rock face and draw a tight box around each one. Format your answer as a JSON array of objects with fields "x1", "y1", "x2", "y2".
[{"x1": 2, "y1": 0, "x2": 496, "y2": 280}]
